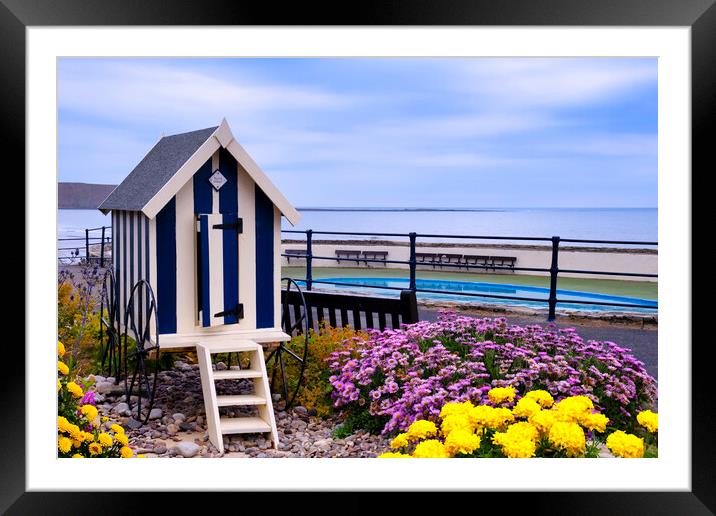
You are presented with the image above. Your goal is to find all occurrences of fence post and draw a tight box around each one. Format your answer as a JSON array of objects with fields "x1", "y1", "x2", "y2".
[
  {"x1": 85, "y1": 228, "x2": 90, "y2": 264},
  {"x1": 305, "y1": 229, "x2": 313, "y2": 291},
  {"x1": 100, "y1": 226, "x2": 106, "y2": 267},
  {"x1": 547, "y1": 236, "x2": 560, "y2": 321},
  {"x1": 408, "y1": 232, "x2": 417, "y2": 291}
]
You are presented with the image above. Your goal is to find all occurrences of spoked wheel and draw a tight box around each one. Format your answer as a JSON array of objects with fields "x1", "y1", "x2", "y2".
[
  {"x1": 266, "y1": 278, "x2": 310, "y2": 412},
  {"x1": 123, "y1": 280, "x2": 160, "y2": 425},
  {"x1": 98, "y1": 269, "x2": 122, "y2": 382}
]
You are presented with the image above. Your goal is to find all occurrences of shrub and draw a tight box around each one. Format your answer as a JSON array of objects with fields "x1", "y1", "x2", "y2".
[
  {"x1": 279, "y1": 322, "x2": 369, "y2": 416},
  {"x1": 57, "y1": 340, "x2": 138, "y2": 458},
  {"x1": 328, "y1": 311, "x2": 657, "y2": 435},
  {"x1": 58, "y1": 268, "x2": 103, "y2": 376},
  {"x1": 378, "y1": 388, "x2": 658, "y2": 458}
]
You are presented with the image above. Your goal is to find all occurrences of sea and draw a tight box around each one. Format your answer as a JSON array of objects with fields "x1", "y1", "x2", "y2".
[{"x1": 57, "y1": 207, "x2": 657, "y2": 259}]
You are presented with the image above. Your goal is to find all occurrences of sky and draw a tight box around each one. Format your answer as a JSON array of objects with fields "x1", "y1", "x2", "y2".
[{"x1": 57, "y1": 57, "x2": 657, "y2": 208}]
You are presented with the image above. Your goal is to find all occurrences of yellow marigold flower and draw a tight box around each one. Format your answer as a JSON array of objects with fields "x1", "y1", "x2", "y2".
[
  {"x1": 487, "y1": 386, "x2": 516, "y2": 405},
  {"x1": 606, "y1": 430, "x2": 644, "y2": 458},
  {"x1": 580, "y1": 412, "x2": 609, "y2": 433},
  {"x1": 506, "y1": 422, "x2": 540, "y2": 442},
  {"x1": 57, "y1": 379, "x2": 61, "y2": 392},
  {"x1": 114, "y1": 432, "x2": 129, "y2": 446},
  {"x1": 406, "y1": 420, "x2": 438, "y2": 440},
  {"x1": 529, "y1": 410, "x2": 557, "y2": 435},
  {"x1": 58, "y1": 341, "x2": 66, "y2": 357},
  {"x1": 81, "y1": 431, "x2": 94, "y2": 442},
  {"x1": 57, "y1": 361, "x2": 69, "y2": 376},
  {"x1": 98, "y1": 432, "x2": 113, "y2": 447},
  {"x1": 513, "y1": 397, "x2": 541, "y2": 419},
  {"x1": 524, "y1": 390, "x2": 554, "y2": 408},
  {"x1": 110, "y1": 423, "x2": 124, "y2": 434},
  {"x1": 490, "y1": 407, "x2": 515, "y2": 430},
  {"x1": 66, "y1": 424, "x2": 83, "y2": 441},
  {"x1": 120, "y1": 446, "x2": 134, "y2": 458},
  {"x1": 492, "y1": 431, "x2": 537, "y2": 458},
  {"x1": 636, "y1": 410, "x2": 658, "y2": 433},
  {"x1": 66, "y1": 381, "x2": 83, "y2": 398},
  {"x1": 378, "y1": 452, "x2": 412, "y2": 458},
  {"x1": 71, "y1": 454, "x2": 83, "y2": 458},
  {"x1": 58, "y1": 436, "x2": 72, "y2": 453},
  {"x1": 88, "y1": 442, "x2": 103, "y2": 456},
  {"x1": 412, "y1": 439, "x2": 449, "y2": 458},
  {"x1": 390, "y1": 433, "x2": 410, "y2": 449},
  {"x1": 548, "y1": 421, "x2": 586, "y2": 457},
  {"x1": 57, "y1": 416, "x2": 70, "y2": 433},
  {"x1": 441, "y1": 414, "x2": 474, "y2": 436},
  {"x1": 439, "y1": 400, "x2": 474, "y2": 419},
  {"x1": 137, "y1": 454, "x2": 146, "y2": 458},
  {"x1": 444, "y1": 429, "x2": 481, "y2": 456},
  {"x1": 553, "y1": 396, "x2": 594, "y2": 423},
  {"x1": 81, "y1": 404, "x2": 98, "y2": 423},
  {"x1": 101, "y1": 416, "x2": 109, "y2": 423}
]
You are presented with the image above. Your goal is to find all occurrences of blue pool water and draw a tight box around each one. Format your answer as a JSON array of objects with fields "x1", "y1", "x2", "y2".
[{"x1": 300, "y1": 277, "x2": 657, "y2": 314}]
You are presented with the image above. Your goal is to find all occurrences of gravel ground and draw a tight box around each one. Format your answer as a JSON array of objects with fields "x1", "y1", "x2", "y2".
[{"x1": 88, "y1": 361, "x2": 390, "y2": 459}]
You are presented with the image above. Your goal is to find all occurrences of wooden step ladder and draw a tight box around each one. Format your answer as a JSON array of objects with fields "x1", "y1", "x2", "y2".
[{"x1": 196, "y1": 339, "x2": 279, "y2": 454}]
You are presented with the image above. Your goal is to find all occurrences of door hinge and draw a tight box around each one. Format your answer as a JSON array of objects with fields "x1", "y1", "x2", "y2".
[
  {"x1": 212, "y1": 218, "x2": 243, "y2": 233},
  {"x1": 214, "y1": 303, "x2": 244, "y2": 320}
]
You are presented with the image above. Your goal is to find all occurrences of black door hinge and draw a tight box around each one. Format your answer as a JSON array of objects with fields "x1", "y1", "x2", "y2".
[
  {"x1": 212, "y1": 218, "x2": 243, "y2": 233},
  {"x1": 214, "y1": 303, "x2": 244, "y2": 320}
]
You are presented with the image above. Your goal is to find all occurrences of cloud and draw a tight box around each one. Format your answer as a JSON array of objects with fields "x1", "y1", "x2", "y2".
[
  {"x1": 58, "y1": 59, "x2": 361, "y2": 127},
  {"x1": 454, "y1": 58, "x2": 657, "y2": 109}
]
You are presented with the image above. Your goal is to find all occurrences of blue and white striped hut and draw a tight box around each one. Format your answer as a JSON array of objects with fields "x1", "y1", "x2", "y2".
[{"x1": 99, "y1": 119, "x2": 301, "y2": 347}]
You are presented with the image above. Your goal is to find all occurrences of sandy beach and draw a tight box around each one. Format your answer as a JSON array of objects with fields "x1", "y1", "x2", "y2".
[{"x1": 281, "y1": 239, "x2": 657, "y2": 282}]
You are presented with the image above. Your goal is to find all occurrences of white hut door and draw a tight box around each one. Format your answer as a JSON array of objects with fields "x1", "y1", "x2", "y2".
[{"x1": 197, "y1": 213, "x2": 242, "y2": 327}]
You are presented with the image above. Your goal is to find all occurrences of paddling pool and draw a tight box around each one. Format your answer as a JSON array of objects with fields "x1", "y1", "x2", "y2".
[{"x1": 298, "y1": 277, "x2": 657, "y2": 314}]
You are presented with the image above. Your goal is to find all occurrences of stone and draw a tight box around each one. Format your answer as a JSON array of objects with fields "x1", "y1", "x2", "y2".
[
  {"x1": 172, "y1": 413, "x2": 186, "y2": 422},
  {"x1": 148, "y1": 408, "x2": 163, "y2": 420},
  {"x1": 216, "y1": 361, "x2": 227, "y2": 371},
  {"x1": 272, "y1": 393, "x2": 281, "y2": 402},
  {"x1": 96, "y1": 381, "x2": 125, "y2": 395},
  {"x1": 166, "y1": 424, "x2": 179, "y2": 435},
  {"x1": 314, "y1": 438, "x2": 332, "y2": 448},
  {"x1": 173, "y1": 441, "x2": 201, "y2": 458},
  {"x1": 153, "y1": 444, "x2": 167, "y2": 455},
  {"x1": 125, "y1": 419, "x2": 143, "y2": 430},
  {"x1": 179, "y1": 422, "x2": 196, "y2": 432},
  {"x1": 294, "y1": 406, "x2": 308, "y2": 416},
  {"x1": 112, "y1": 402, "x2": 129, "y2": 414}
]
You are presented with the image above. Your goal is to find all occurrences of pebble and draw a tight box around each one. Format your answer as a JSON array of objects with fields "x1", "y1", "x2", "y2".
[
  {"x1": 148, "y1": 408, "x2": 163, "y2": 420},
  {"x1": 174, "y1": 441, "x2": 201, "y2": 458}
]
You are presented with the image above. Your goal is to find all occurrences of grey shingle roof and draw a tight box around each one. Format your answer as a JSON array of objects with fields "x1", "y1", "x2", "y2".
[{"x1": 98, "y1": 126, "x2": 218, "y2": 213}]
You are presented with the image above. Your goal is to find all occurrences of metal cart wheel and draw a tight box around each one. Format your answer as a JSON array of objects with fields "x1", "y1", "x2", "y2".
[
  {"x1": 123, "y1": 280, "x2": 160, "y2": 425},
  {"x1": 98, "y1": 269, "x2": 122, "y2": 382},
  {"x1": 266, "y1": 278, "x2": 310, "y2": 412}
]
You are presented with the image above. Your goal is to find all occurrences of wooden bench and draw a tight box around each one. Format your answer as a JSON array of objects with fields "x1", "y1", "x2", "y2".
[
  {"x1": 415, "y1": 252, "x2": 439, "y2": 268},
  {"x1": 281, "y1": 288, "x2": 419, "y2": 333},
  {"x1": 437, "y1": 253, "x2": 463, "y2": 269},
  {"x1": 463, "y1": 255, "x2": 491, "y2": 270},
  {"x1": 362, "y1": 250, "x2": 388, "y2": 266},
  {"x1": 490, "y1": 256, "x2": 517, "y2": 271},
  {"x1": 335, "y1": 249, "x2": 362, "y2": 265},
  {"x1": 284, "y1": 249, "x2": 306, "y2": 264}
]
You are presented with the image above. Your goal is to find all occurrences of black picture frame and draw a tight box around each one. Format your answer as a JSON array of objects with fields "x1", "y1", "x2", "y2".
[{"x1": 6, "y1": 0, "x2": 711, "y2": 513}]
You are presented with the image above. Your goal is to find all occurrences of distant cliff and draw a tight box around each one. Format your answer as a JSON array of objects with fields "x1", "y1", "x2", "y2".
[{"x1": 58, "y1": 182, "x2": 117, "y2": 209}]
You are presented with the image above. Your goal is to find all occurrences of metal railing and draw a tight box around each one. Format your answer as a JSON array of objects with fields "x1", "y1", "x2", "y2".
[
  {"x1": 280, "y1": 229, "x2": 658, "y2": 321},
  {"x1": 58, "y1": 226, "x2": 112, "y2": 267}
]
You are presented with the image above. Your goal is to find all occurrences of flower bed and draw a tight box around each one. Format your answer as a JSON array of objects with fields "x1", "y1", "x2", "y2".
[
  {"x1": 327, "y1": 312, "x2": 657, "y2": 436},
  {"x1": 57, "y1": 340, "x2": 138, "y2": 458},
  {"x1": 377, "y1": 388, "x2": 658, "y2": 458}
]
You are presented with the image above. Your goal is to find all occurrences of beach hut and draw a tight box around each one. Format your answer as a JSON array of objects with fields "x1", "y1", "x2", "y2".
[{"x1": 98, "y1": 119, "x2": 301, "y2": 452}]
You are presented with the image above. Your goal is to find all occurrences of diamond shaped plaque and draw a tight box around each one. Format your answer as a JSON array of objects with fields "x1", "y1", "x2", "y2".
[{"x1": 208, "y1": 169, "x2": 227, "y2": 191}]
